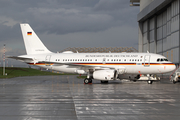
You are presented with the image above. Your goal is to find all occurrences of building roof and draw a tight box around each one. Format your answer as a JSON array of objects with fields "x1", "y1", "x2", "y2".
[
  {"x1": 137, "y1": 0, "x2": 174, "y2": 22},
  {"x1": 130, "y1": 0, "x2": 140, "y2": 2},
  {"x1": 60, "y1": 47, "x2": 138, "y2": 53}
]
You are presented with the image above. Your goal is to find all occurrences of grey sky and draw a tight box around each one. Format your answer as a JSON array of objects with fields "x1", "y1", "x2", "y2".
[{"x1": 0, "y1": 0, "x2": 139, "y2": 66}]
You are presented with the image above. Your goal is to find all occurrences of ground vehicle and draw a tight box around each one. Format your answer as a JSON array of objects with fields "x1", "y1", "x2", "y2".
[{"x1": 171, "y1": 72, "x2": 180, "y2": 84}]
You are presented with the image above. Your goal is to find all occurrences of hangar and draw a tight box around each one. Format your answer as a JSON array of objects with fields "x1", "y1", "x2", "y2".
[
  {"x1": 60, "y1": 47, "x2": 138, "y2": 53},
  {"x1": 130, "y1": 0, "x2": 180, "y2": 65}
]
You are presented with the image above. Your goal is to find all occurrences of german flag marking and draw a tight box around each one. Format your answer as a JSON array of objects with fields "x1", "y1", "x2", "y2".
[{"x1": 27, "y1": 32, "x2": 32, "y2": 35}]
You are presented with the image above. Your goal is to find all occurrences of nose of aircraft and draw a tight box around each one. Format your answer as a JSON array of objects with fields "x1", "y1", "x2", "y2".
[{"x1": 168, "y1": 63, "x2": 176, "y2": 72}]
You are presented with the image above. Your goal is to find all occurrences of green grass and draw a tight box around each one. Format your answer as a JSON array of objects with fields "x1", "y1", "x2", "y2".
[
  {"x1": 77, "y1": 75, "x2": 87, "y2": 79},
  {"x1": 0, "y1": 67, "x2": 75, "y2": 79}
]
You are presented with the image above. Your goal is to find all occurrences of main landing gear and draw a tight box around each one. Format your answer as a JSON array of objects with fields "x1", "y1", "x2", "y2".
[{"x1": 84, "y1": 78, "x2": 92, "y2": 84}]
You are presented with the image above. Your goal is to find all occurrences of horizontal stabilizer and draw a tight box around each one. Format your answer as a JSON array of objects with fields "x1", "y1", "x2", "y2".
[
  {"x1": 7, "y1": 56, "x2": 33, "y2": 61},
  {"x1": 7, "y1": 56, "x2": 37, "y2": 64}
]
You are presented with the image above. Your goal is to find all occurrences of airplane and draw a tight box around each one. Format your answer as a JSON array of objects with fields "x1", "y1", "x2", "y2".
[{"x1": 8, "y1": 24, "x2": 176, "y2": 84}]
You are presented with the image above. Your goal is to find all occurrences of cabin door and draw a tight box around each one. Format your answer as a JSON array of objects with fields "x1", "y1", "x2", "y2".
[
  {"x1": 144, "y1": 55, "x2": 150, "y2": 67},
  {"x1": 45, "y1": 55, "x2": 51, "y2": 61},
  {"x1": 45, "y1": 55, "x2": 51, "y2": 66}
]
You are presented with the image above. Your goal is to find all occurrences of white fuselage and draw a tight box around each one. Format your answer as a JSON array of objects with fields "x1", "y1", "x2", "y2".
[
  {"x1": 9, "y1": 24, "x2": 177, "y2": 83},
  {"x1": 22, "y1": 52, "x2": 176, "y2": 75}
]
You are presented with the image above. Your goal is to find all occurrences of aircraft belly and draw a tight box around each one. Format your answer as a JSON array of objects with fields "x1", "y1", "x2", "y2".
[
  {"x1": 126, "y1": 65, "x2": 160, "y2": 74},
  {"x1": 52, "y1": 65, "x2": 77, "y2": 73}
]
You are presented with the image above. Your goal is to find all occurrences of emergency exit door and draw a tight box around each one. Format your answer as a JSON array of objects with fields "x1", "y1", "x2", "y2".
[{"x1": 45, "y1": 55, "x2": 51, "y2": 66}]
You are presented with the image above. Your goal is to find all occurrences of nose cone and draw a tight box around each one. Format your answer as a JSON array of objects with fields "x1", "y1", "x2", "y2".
[{"x1": 168, "y1": 63, "x2": 176, "y2": 72}]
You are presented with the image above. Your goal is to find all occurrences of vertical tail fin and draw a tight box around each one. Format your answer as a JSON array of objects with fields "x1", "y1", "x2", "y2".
[{"x1": 20, "y1": 24, "x2": 52, "y2": 55}]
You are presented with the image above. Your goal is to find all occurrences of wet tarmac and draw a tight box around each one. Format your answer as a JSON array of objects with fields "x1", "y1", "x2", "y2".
[{"x1": 0, "y1": 75, "x2": 180, "y2": 120}]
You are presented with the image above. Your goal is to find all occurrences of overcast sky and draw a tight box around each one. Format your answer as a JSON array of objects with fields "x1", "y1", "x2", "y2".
[{"x1": 0, "y1": 0, "x2": 139, "y2": 66}]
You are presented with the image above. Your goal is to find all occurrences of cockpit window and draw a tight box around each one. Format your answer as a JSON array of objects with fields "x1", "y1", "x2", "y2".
[
  {"x1": 164, "y1": 59, "x2": 168, "y2": 61},
  {"x1": 157, "y1": 58, "x2": 169, "y2": 62}
]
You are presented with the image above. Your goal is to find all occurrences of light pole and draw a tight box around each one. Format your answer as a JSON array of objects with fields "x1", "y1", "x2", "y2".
[{"x1": 3, "y1": 44, "x2": 5, "y2": 75}]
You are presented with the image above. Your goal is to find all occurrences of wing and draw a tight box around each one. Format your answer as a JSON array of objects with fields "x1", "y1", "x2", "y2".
[{"x1": 39, "y1": 61, "x2": 126, "y2": 72}]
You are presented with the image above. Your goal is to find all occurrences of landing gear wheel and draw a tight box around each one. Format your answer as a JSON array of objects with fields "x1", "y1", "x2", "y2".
[
  {"x1": 84, "y1": 78, "x2": 89, "y2": 84},
  {"x1": 84, "y1": 78, "x2": 92, "y2": 84},
  {"x1": 147, "y1": 80, "x2": 153, "y2": 84},
  {"x1": 173, "y1": 80, "x2": 176, "y2": 84},
  {"x1": 89, "y1": 79, "x2": 92, "y2": 83}
]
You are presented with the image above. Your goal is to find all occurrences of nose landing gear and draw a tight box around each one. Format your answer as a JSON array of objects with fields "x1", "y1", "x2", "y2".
[{"x1": 147, "y1": 80, "x2": 153, "y2": 84}]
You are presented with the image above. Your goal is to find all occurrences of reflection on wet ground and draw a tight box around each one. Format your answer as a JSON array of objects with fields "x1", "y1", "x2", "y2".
[{"x1": 0, "y1": 75, "x2": 180, "y2": 120}]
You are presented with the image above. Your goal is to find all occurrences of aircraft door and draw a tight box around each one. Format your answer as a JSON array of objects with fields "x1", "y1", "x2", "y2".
[
  {"x1": 45, "y1": 55, "x2": 51, "y2": 61},
  {"x1": 45, "y1": 55, "x2": 51, "y2": 66},
  {"x1": 144, "y1": 55, "x2": 150, "y2": 67}
]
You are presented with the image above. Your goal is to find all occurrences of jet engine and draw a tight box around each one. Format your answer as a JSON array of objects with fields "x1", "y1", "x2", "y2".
[{"x1": 93, "y1": 70, "x2": 117, "y2": 80}]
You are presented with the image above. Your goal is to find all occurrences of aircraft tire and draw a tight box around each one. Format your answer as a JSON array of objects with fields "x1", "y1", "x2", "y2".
[
  {"x1": 173, "y1": 80, "x2": 176, "y2": 84},
  {"x1": 84, "y1": 78, "x2": 89, "y2": 84},
  {"x1": 89, "y1": 79, "x2": 92, "y2": 83}
]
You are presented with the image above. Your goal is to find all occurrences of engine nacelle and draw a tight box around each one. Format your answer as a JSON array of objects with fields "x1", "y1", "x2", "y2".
[{"x1": 93, "y1": 70, "x2": 117, "y2": 80}]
